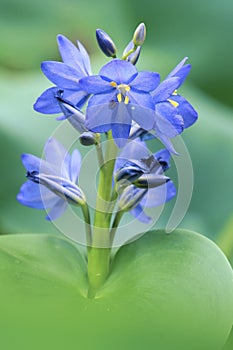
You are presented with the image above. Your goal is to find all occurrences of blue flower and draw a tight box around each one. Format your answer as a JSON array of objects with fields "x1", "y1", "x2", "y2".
[
  {"x1": 79, "y1": 59, "x2": 160, "y2": 147},
  {"x1": 34, "y1": 35, "x2": 92, "y2": 119},
  {"x1": 17, "y1": 138, "x2": 85, "y2": 221},
  {"x1": 115, "y1": 139, "x2": 176, "y2": 223},
  {"x1": 151, "y1": 57, "x2": 198, "y2": 153}
]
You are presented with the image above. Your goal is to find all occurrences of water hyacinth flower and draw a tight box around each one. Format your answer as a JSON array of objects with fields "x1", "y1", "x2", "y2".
[
  {"x1": 34, "y1": 35, "x2": 92, "y2": 118},
  {"x1": 17, "y1": 138, "x2": 85, "y2": 221},
  {"x1": 79, "y1": 59, "x2": 160, "y2": 147},
  {"x1": 115, "y1": 139, "x2": 176, "y2": 223}
]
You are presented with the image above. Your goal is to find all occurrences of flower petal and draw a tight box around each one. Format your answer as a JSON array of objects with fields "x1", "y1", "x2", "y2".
[
  {"x1": 57, "y1": 35, "x2": 86, "y2": 74},
  {"x1": 85, "y1": 102, "x2": 112, "y2": 132},
  {"x1": 41, "y1": 61, "x2": 82, "y2": 88},
  {"x1": 111, "y1": 103, "x2": 132, "y2": 147},
  {"x1": 156, "y1": 133, "x2": 179, "y2": 155},
  {"x1": 17, "y1": 181, "x2": 57, "y2": 209},
  {"x1": 88, "y1": 91, "x2": 116, "y2": 107},
  {"x1": 141, "y1": 180, "x2": 176, "y2": 207},
  {"x1": 130, "y1": 203, "x2": 152, "y2": 223},
  {"x1": 172, "y1": 95, "x2": 198, "y2": 128},
  {"x1": 33, "y1": 87, "x2": 62, "y2": 114},
  {"x1": 166, "y1": 57, "x2": 191, "y2": 85},
  {"x1": 77, "y1": 40, "x2": 92, "y2": 75},
  {"x1": 154, "y1": 149, "x2": 171, "y2": 171},
  {"x1": 130, "y1": 71, "x2": 160, "y2": 92},
  {"x1": 21, "y1": 154, "x2": 42, "y2": 172},
  {"x1": 118, "y1": 138, "x2": 149, "y2": 161},
  {"x1": 46, "y1": 198, "x2": 68, "y2": 221},
  {"x1": 99, "y1": 59, "x2": 137, "y2": 84},
  {"x1": 43, "y1": 138, "x2": 70, "y2": 179},
  {"x1": 129, "y1": 90, "x2": 154, "y2": 109},
  {"x1": 69, "y1": 149, "x2": 82, "y2": 183},
  {"x1": 127, "y1": 103, "x2": 155, "y2": 130},
  {"x1": 152, "y1": 77, "x2": 180, "y2": 103},
  {"x1": 155, "y1": 102, "x2": 184, "y2": 137},
  {"x1": 34, "y1": 88, "x2": 88, "y2": 115},
  {"x1": 79, "y1": 75, "x2": 113, "y2": 94}
]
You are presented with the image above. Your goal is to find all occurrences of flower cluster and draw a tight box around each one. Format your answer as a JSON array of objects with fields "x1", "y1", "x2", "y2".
[
  {"x1": 33, "y1": 24, "x2": 197, "y2": 150},
  {"x1": 18, "y1": 23, "x2": 197, "y2": 246}
]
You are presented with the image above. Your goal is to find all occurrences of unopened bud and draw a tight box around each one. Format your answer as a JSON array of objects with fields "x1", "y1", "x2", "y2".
[
  {"x1": 79, "y1": 131, "x2": 98, "y2": 146},
  {"x1": 133, "y1": 174, "x2": 169, "y2": 189},
  {"x1": 118, "y1": 185, "x2": 147, "y2": 212},
  {"x1": 133, "y1": 23, "x2": 146, "y2": 46},
  {"x1": 115, "y1": 164, "x2": 144, "y2": 183},
  {"x1": 122, "y1": 40, "x2": 141, "y2": 65},
  {"x1": 96, "y1": 29, "x2": 117, "y2": 58}
]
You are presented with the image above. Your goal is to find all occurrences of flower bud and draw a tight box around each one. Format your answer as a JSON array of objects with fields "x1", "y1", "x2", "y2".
[
  {"x1": 115, "y1": 163, "x2": 144, "y2": 183},
  {"x1": 133, "y1": 174, "x2": 169, "y2": 189},
  {"x1": 118, "y1": 185, "x2": 147, "y2": 212},
  {"x1": 96, "y1": 29, "x2": 117, "y2": 58},
  {"x1": 123, "y1": 40, "x2": 141, "y2": 65},
  {"x1": 26, "y1": 171, "x2": 86, "y2": 206},
  {"x1": 133, "y1": 23, "x2": 146, "y2": 46},
  {"x1": 79, "y1": 131, "x2": 98, "y2": 146}
]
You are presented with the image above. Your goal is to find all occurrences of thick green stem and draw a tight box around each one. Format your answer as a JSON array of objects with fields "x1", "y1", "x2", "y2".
[{"x1": 87, "y1": 132, "x2": 118, "y2": 297}]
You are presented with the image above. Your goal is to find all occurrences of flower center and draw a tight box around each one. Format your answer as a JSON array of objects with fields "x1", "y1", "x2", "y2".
[{"x1": 110, "y1": 81, "x2": 131, "y2": 104}]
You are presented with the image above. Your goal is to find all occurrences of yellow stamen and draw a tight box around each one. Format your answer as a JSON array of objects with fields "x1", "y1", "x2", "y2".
[
  {"x1": 125, "y1": 96, "x2": 130, "y2": 104},
  {"x1": 110, "y1": 81, "x2": 117, "y2": 87},
  {"x1": 117, "y1": 93, "x2": 122, "y2": 103},
  {"x1": 172, "y1": 90, "x2": 178, "y2": 95},
  {"x1": 168, "y1": 99, "x2": 179, "y2": 108}
]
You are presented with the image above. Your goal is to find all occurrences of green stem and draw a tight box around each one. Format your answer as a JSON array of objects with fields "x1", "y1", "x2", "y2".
[
  {"x1": 87, "y1": 132, "x2": 118, "y2": 297},
  {"x1": 81, "y1": 203, "x2": 92, "y2": 248},
  {"x1": 95, "y1": 140, "x2": 104, "y2": 168},
  {"x1": 110, "y1": 210, "x2": 124, "y2": 246}
]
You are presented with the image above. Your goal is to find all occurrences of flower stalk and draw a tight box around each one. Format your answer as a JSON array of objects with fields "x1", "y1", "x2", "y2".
[{"x1": 87, "y1": 131, "x2": 118, "y2": 297}]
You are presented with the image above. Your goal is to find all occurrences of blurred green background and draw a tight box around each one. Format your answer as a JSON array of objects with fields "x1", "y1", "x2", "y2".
[{"x1": 0, "y1": 0, "x2": 233, "y2": 348}]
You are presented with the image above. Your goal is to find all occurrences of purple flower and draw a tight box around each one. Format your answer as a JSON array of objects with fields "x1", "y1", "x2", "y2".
[
  {"x1": 17, "y1": 138, "x2": 85, "y2": 221},
  {"x1": 34, "y1": 35, "x2": 92, "y2": 118},
  {"x1": 115, "y1": 139, "x2": 176, "y2": 223},
  {"x1": 79, "y1": 59, "x2": 160, "y2": 147}
]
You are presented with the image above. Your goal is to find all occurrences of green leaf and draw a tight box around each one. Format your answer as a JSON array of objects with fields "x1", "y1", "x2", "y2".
[{"x1": 0, "y1": 229, "x2": 232, "y2": 349}]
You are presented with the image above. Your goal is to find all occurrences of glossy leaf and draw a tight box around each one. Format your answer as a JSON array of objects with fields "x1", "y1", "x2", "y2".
[{"x1": 0, "y1": 229, "x2": 232, "y2": 349}]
